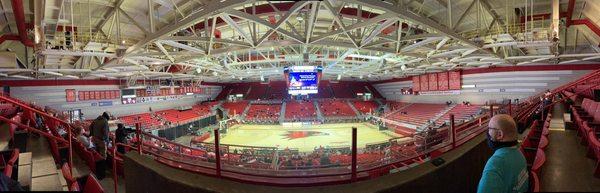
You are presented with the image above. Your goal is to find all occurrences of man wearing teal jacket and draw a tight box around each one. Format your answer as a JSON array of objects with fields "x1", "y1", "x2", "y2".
[{"x1": 478, "y1": 114, "x2": 529, "y2": 193}]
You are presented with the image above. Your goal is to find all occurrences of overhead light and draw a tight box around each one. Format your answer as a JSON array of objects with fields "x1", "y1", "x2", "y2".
[
  {"x1": 121, "y1": 40, "x2": 126, "y2": 44},
  {"x1": 0, "y1": 73, "x2": 7, "y2": 77},
  {"x1": 462, "y1": 84, "x2": 476, "y2": 88},
  {"x1": 260, "y1": 75, "x2": 265, "y2": 81},
  {"x1": 359, "y1": 75, "x2": 363, "y2": 79},
  {"x1": 195, "y1": 68, "x2": 202, "y2": 73},
  {"x1": 337, "y1": 74, "x2": 341, "y2": 80},
  {"x1": 400, "y1": 64, "x2": 406, "y2": 71},
  {"x1": 296, "y1": 15, "x2": 303, "y2": 21}
]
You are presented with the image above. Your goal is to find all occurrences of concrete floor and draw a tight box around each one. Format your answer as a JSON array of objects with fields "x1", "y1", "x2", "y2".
[{"x1": 539, "y1": 103, "x2": 600, "y2": 192}]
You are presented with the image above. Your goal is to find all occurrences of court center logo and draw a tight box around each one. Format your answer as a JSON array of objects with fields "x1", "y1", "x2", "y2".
[{"x1": 281, "y1": 131, "x2": 329, "y2": 140}]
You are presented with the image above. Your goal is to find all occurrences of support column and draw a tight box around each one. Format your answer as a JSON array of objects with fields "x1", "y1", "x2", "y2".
[
  {"x1": 214, "y1": 128, "x2": 221, "y2": 177},
  {"x1": 450, "y1": 114, "x2": 456, "y2": 148},
  {"x1": 351, "y1": 126, "x2": 357, "y2": 181}
]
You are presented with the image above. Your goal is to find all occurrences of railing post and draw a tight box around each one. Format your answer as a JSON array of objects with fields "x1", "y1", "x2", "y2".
[
  {"x1": 112, "y1": 138, "x2": 118, "y2": 193},
  {"x1": 450, "y1": 114, "x2": 456, "y2": 148},
  {"x1": 67, "y1": 124, "x2": 73, "y2": 174},
  {"x1": 489, "y1": 104, "x2": 494, "y2": 117},
  {"x1": 214, "y1": 128, "x2": 221, "y2": 177},
  {"x1": 136, "y1": 123, "x2": 142, "y2": 154},
  {"x1": 351, "y1": 126, "x2": 357, "y2": 182},
  {"x1": 508, "y1": 100, "x2": 512, "y2": 116}
]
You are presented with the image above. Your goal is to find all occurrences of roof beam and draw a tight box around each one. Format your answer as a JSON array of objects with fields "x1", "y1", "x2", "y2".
[
  {"x1": 452, "y1": 0, "x2": 476, "y2": 30},
  {"x1": 221, "y1": 14, "x2": 254, "y2": 46},
  {"x1": 159, "y1": 40, "x2": 204, "y2": 53}
]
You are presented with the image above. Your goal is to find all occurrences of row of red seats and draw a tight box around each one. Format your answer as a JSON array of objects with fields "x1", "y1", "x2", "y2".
[
  {"x1": 246, "y1": 83, "x2": 268, "y2": 100},
  {"x1": 61, "y1": 163, "x2": 104, "y2": 192},
  {"x1": 119, "y1": 113, "x2": 163, "y2": 129},
  {"x1": 519, "y1": 113, "x2": 551, "y2": 193},
  {"x1": 330, "y1": 84, "x2": 354, "y2": 98},
  {"x1": 435, "y1": 105, "x2": 481, "y2": 125},
  {"x1": 386, "y1": 103, "x2": 447, "y2": 126},
  {"x1": 352, "y1": 101, "x2": 379, "y2": 114},
  {"x1": 2, "y1": 148, "x2": 19, "y2": 178},
  {"x1": 156, "y1": 109, "x2": 201, "y2": 124},
  {"x1": 245, "y1": 104, "x2": 281, "y2": 121},
  {"x1": 266, "y1": 82, "x2": 287, "y2": 100},
  {"x1": 318, "y1": 99, "x2": 356, "y2": 117},
  {"x1": 222, "y1": 101, "x2": 249, "y2": 116},
  {"x1": 386, "y1": 101, "x2": 409, "y2": 112},
  {"x1": 284, "y1": 101, "x2": 316, "y2": 119},
  {"x1": 568, "y1": 92, "x2": 600, "y2": 178}
]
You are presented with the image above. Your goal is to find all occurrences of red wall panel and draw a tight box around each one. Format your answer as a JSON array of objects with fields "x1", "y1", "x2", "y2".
[
  {"x1": 449, "y1": 71, "x2": 462, "y2": 90},
  {"x1": 412, "y1": 76, "x2": 420, "y2": 91},
  {"x1": 438, "y1": 72, "x2": 449, "y2": 90},
  {"x1": 428, "y1": 73, "x2": 438, "y2": 91},
  {"x1": 420, "y1": 75, "x2": 429, "y2": 91}
]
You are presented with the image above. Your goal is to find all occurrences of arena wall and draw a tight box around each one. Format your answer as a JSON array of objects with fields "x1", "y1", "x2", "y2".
[
  {"x1": 373, "y1": 67, "x2": 593, "y2": 104},
  {"x1": 3, "y1": 83, "x2": 221, "y2": 117}
]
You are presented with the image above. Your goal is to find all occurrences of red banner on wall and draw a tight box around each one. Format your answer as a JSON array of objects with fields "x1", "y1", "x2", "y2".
[
  {"x1": 428, "y1": 73, "x2": 438, "y2": 91},
  {"x1": 66, "y1": 89, "x2": 76, "y2": 102},
  {"x1": 449, "y1": 71, "x2": 462, "y2": 90},
  {"x1": 412, "y1": 76, "x2": 420, "y2": 91},
  {"x1": 420, "y1": 75, "x2": 429, "y2": 91},
  {"x1": 438, "y1": 72, "x2": 449, "y2": 90}
]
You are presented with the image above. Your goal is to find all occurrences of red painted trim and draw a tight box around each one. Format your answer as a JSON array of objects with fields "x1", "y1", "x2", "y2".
[
  {"x1": 566, "y1": 0, "x2": 576, "y2": 27},
  {"x1": 11, "y1": 0, "x2": 34, "y2": 47},
  {"x1": 0, "y1": 79, "x2": 121, "y2": 87},
  {"x1": 571, "y1": 19, "x2": 600, "y2": 37}
]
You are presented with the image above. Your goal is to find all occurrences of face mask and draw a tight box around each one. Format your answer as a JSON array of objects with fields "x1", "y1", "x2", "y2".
[{"x1": 486, "y1": 132, "x2": 518, "y2": 151}]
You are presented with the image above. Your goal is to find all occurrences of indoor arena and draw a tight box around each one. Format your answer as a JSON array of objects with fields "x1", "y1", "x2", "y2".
[{"x1": 0, "y1": 0, "x2": 600, "y2": 192}]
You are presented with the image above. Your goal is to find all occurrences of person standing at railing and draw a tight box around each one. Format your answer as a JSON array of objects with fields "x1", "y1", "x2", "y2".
[
  {"x1": 478, "y1": 114, "x2": 528, "y2": 193},
  {"x1": 90, "y1": 111, "x2": 111, "y2": 180}
]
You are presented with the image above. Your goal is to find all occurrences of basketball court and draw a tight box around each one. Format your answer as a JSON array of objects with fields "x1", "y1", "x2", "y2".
[{"x1": 203, "y1": 123, "x2": 401, "y2": 152}]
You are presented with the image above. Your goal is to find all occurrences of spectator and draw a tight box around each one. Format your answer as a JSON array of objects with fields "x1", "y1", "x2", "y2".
[
  {"x1": 74, "y1": 126, "x2": 93, "y2": 149},
  {"x1": 115, "y1": 123, "x2": 135, "y2": 154},
  {"x1": 90, "y1": 112, "x2": 110, "y2": 179},
  {"x1": 477, "y1": 114, "x2": 528, "y2": 193}
]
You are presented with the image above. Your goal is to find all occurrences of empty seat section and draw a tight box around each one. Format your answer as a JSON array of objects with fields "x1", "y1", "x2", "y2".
[
  {"x1": 267, "y1": 81, "x2": 287, "y2": 100},
  {"x1": 156, "y1": 109, "x2": 201, "y2": 124},
  {"x1": 436, "y1": 105, "x2": 482, "y2": 124},
  {"x1": 318, "y1": 99, "x2": 356, "y2": 117},
  {"x1": 246, "y1": 83, "x2": 268, "y2": 100},
  {"x1": 285, "y1": 101, "x2": 316, "y2": 120},
  {"x1": 119, "y1": 113, "x2": 163, "y2": 129},
  {"x1": 222, "y1": 101, "x2": 249, "y2": 116},
  {"x1": 330, "y1": 83, "x2": 354, "y2": 98},
  {"x1": 352, "y1": 101, "x2": 379, "y2": 114},
  {"x1": 246, "y1": 104, "x2": 281, "y2": 121},
  {"x1": 386, "y1": 103, "x2": 446, "y2": 127}
]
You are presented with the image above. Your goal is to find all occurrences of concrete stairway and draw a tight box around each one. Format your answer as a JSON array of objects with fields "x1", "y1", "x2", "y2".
[
  {"x1": 346, "y1": 100, "x2": 361, "y2": 117},
  {"x1": 27, "y1": 136, "x2": 67, "y2": 191},
  {"x1": 313, "y1": 101, "x2": 324, "y2": 122},
  {"x1": 432, "y1": 104, "x2": 457, "y2": 123},
  {"x1": 241, "y1": 103, "x2": 252, "y2": 120},
  {"x1": 279, "y1": 102, "x2": 286, "y2": 123}
]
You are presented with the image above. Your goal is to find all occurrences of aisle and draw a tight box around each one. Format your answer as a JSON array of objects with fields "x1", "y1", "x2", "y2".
[{"x1": 540, "y1": 103, "x2": 600, "y2": 192}]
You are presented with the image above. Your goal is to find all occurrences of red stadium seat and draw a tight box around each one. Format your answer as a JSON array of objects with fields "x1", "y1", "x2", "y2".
[
  {"x1": 83, "y1": 174, "x2": 104, "y2": 193},
  {"x1": 530, "y1": 171, "x2": 540, "y2": 192}
]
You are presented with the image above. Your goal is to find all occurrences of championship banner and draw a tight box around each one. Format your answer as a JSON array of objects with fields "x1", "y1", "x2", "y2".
[
  {"x1": 438, "y1": 72, "x2": 449, "y2": 91},
  {"x1": 449, "y1": 71, "x2": 462, "y2": 90},
  {"x1": 66, "y1": 89, "x2": 76, "y2": 102},
  {"x1": 420, "y1": 74, "x2": 429, "y2": 91},
  {"x1": 412, "y1": 76, "x2": 420, "y2": 91},
  {"x1": 428, "y1": 73, "x2": 438, "y2": 91}
]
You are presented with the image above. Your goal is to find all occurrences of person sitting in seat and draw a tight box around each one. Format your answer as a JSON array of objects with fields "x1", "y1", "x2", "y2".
[{"x1": 74, "y1": 126, "x2": 94, "y2": 149}]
